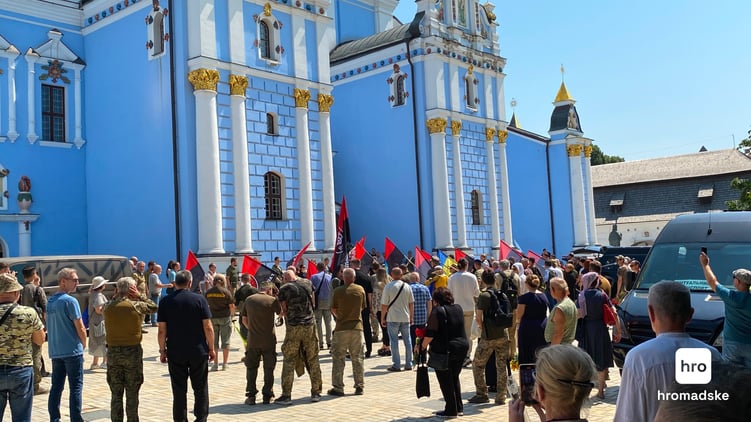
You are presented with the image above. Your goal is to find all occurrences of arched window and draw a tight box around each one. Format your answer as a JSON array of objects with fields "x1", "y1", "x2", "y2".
[
  {"x1": 259, "y1": 21, "x2": 271, "y2": 59},
  {"x1": 465, "y1": 78, "x2": 473, "y2": 108},
  {"x1": 266, "y1": 113, "x2": 277, "y2": 135},
  {"x1": 464, "y1": 66, "x2": 478, "y2": 110},
  {"x1": 471, "y1": 189, "x2": 482, "y2": 225},
  {"x1": 264, "y1": 172, "x2": 284, "y2": 220},
  {"x1": 152, "y1": 12, "x2": 165, "y2": 56},
  {"x1": 395, "y1": 75, "x2": 406, "y2": 106}
]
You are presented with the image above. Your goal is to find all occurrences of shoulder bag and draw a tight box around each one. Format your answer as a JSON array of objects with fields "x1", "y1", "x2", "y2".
[{"x1": 0, "y1": 303, "x2": 18, "y2": 326}]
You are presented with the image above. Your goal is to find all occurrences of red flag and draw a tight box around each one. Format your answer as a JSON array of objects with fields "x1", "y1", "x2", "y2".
[
  {"x1": 354, "y1": 237, "x2": 367, "y2": 259},
  {"x1": 286, "y1": 241, "x2": 311, "y2": 268},
  {"x1": 241, "y1": 255, "x2": 274, "y2": 287},
  {"x1": 384, "y1": 237, "x2": 405, "y2": 269},
  {"x1": 184, "y1": 250, "x2": 205, "y2": 293},
  {"x1": 527, "y1": 250, "x2": 547, "y2": 273},
  {"x1": 499, "y1": 240, "x2": 512, "y2": 261},
  {"x1": 454, "y1": 248, "x2": 467, "y2": 263},
  {"x1": 330, "y1": 196, "x2": 350, "y2": 273},
  {"x1": 307, "y1": 259, "x2": 318, "y2": 278},
  {"x1": 415, "y1": 247, "x2": 433, "y2": 282}
]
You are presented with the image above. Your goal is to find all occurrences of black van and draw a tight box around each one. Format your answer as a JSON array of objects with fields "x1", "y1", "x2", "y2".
[{"x1": 613, "y1": 211, "x2": 751, "y2": 368}]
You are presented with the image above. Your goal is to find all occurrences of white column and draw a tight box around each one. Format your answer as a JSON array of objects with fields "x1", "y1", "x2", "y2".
[
  {"x1": 18, "y1": 221, "x2": 31, "y2": 256},
  {"x1": 497, "y1": 129, "x2": 512, "y2": 243},
  {"x1": 7, "y1": 52, "x2": 19, "y2": 141},
  {"x1": 72, "y1": 67, "x2": 85, "y2": 149},
  {"x1": 187, "y1": 0, "x2": 217, "y2": 59},
  {"x1": 294, "y1": 88, "x2": 316, "y2": 251},
  {"x1": 316, "y1": 19, "x2": 334, "y2": 84},
  {"x1": 292, "y1": 15, "x2": 308, "y2": 79},
  {"x1": 318, "y1": 93, "x2": 336, "y2": 250},
  {"x1": 229, "y1": 75, "x2": 253, "y2": 253},
  {"x1": 427, "y1": 115, "x2": 453, "y2": 249},
  {"x1": 24, "y1": 52, "x2": 38, "y2": 144},
  {"x1": 451, "y1": 120, "x2": 467, "y2": 248},
  {"x1": 485, "y1": 126, "x2": 500, "y2": 247},
  {"x1": 188, "y1": 68, "x2": 224, "y2": 254},
  {"x1": 583, "y1": 144, "x2": 597, "y2": 244},
  {"x1": 228, "y1": 0, "x2": 246, "y2": 65},
  {"x1": 567, "y1": 143, "x2": 587, "y2": 246}
]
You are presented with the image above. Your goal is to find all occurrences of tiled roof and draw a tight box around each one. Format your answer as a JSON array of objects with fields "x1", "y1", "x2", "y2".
[
  {"x1": 592, "y1": 148, "x2": 751, "y2": 188},
  {"x1": 330, "y1": 12, "x2": 424, "y2": 64}
]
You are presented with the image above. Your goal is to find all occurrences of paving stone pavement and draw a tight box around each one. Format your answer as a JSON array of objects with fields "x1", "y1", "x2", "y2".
[{"x1": 32, "y1": 326, "x2": 618, "y2": 421}]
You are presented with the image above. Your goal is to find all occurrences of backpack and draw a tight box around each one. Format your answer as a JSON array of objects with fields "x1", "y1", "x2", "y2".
[
  {"x1": 484, "y1": 288, "x2": 514, "y2": 329},
  {"x1": 497, "y1": 271, "x2": 519, "y2": 309}
]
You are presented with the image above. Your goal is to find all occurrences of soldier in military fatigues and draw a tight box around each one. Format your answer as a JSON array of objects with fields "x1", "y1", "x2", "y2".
[
  {"x1": 103, "y1": 277, "x2": 158, "y2": 422},
  {"x1": 275, "y1": 270, "x2": 322, "y2": 404}
]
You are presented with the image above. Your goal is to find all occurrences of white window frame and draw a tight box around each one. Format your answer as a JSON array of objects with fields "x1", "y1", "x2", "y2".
[
  {"x1": 255, "y1": 6, "x2": 282, "y2": 64},
  {"x1": 464, "y1": 66, "x2": 478, "y2": 111},
  {"x1": 146, "y1": 2, "x2": 168, "y2": 60},
  {"x1": 387, "y1": 64, "x2": 409, "y2": 107}
]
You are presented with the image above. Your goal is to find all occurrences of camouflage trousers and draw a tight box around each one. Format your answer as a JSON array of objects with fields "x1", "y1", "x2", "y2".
[
  {"x1": 32, "y1": 342, "x2": 42, "y2": 388},
  {"x1": 281, "y1": 324, "x2": 322, "y2": 396},
  {"x1": 472, "y1": 336, "x2": 509, "y2": 400},
  {"x1": 107, "y1": 345, "x2": 144, "y2": 422}
]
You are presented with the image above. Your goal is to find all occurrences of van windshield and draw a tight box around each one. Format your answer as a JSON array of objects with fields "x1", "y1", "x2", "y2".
[{"x1": 636, "y1": 243, "x2": 749, "y2": 291}]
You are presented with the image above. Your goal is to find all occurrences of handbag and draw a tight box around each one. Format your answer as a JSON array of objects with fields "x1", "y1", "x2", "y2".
[
  {"x1": 602, "y1": 302, "x2": 617, "y2": 326},
  {"x1": 415, "y1": 351, "x2": 430, "y2": 398}
]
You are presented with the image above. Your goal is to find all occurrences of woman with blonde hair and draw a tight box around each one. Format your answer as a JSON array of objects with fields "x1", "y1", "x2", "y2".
[{"x1": 509, "y1": 344, "x2": 596, "y2": 422}]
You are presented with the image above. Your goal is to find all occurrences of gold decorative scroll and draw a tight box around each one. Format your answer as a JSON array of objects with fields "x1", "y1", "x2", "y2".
[
  {"x1": 187, "y1": 68, "x2": 219, "y2": 92},
  {"x1": 567, "y1": 144, "x2": 583, "y2": 157},
  {"x1": 497, "y1": 130, "x2": 508, "y2": 144},
  {"x1": 229, "y1": 74, "x2": 248, "y2": 96},
  {"x1": 426, "y1": 118, "x2": 447, "y2": 134},
  {"x1": 263, "y1": 3, "x2": 272, "y2": 16},
  {"x1": 317, "y1": 94, "x2": 334, "y2": 113},
  {"x1": 485, "y1": 127, "x2": 496, "y2": 142},
  {"x1": 293, "y1": 88, "x2": 311, "y2": 108},
  {"x1": 450, "y1": 121, "x2": 462, "y2": 136},
  {"x1": 583, "y1": 145, "x2": 593, "y2": 158}
]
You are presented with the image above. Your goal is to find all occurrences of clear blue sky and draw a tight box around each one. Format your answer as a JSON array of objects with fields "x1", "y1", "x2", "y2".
[{"x1": 394, "y1": 0, "x2": 751, "y2": 161}]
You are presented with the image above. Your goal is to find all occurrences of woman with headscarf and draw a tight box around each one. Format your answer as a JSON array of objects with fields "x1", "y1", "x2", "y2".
[
  {"x1": 512, "y1": 262, "x2": 527, "y2": 295},
  {"x1": 88, "y1": 276, "x2": 108, "y2": 370},
  {"x1": 577, "y1": 272, "x2": 621, "y2": 398},
  {"x1": 515, "y1": 274, "x2": 549, "y2": 364}
]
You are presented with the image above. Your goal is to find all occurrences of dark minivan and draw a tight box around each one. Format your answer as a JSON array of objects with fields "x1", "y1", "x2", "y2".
[{"x1": 612, "y1": 211, "x2": 751, "y2": 368}]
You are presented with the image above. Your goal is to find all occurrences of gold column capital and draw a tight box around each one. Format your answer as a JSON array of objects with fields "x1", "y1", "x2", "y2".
[
  {"x1": 294, "y1": 88, "x2": 311, "y2": 108},
  {"x1": 426, "y1": 118, "x2": 447, "y2": 134},
  {"x1": 583, "y1": 145, "x2": 593, "y2": 158},
  {"x1": 187, "y1": 68, "x2": 219, "y2": 92},
  {"x1": 567, "y1": 144, "x2": 583, "y2": 157},
  {"x1": 497, "y1": 130, "x2": 508, "y2": 144},
  {"x1": 317, "y1": 93, "x2": 334, "y2": 112},
  {"x1": 485, "y1": 127, "x2": 496, "y2": 142},
  {"x1": 229, "y1": 74, "x2": 248, "y2": 96},
  {"x1": 450, "y1": 120, "x2": 462, "y2": 136}
]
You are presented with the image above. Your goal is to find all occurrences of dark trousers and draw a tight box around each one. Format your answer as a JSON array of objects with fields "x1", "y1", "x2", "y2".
[
  {"x1": 434, "y1": 360, "x2": 464, "y2": 416},
  {"x1": 377, "y1": 311, "x2": 389, "y2": 346},
  {"x1": 485, "y1": 351, "x2": 497, "y2": 389},
  {"x1": 245, "y1": 348, "x2": 276, "y2": 398},
  {"x1": 361, "y1": 308, "x2": 372, "y2": 353},
  {"x1": 167, "y1": 356, "x2": 209, "y2": 422}
]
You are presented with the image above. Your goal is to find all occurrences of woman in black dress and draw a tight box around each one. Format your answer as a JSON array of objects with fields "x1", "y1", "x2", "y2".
[
  {"x1": 419, "y1": 287, "x2": 469, "y2": 418},
  {"x1": 515, "y1": 275, "x2": 549, "y2": 364}
]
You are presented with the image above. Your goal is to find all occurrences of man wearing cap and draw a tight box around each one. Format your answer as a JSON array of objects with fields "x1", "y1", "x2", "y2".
[
  {"x1": 0, "y1": 273, "x2": 45, "y2": 421},
  {"x1": 104, "y1": 276, "x2": 158, "y2": 422},
  {"x1": 700, "y1": 253, "x2": 751, "y2": 368},
  {"x1": 47, "y1": 268, "x2": 88, "y2": 422}
]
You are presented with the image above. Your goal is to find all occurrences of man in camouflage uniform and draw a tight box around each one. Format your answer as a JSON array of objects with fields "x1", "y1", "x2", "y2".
[
  {"x1": 0, "y1": 273, "x2": 45, "y2": 421},
  {"x1": 225, "y1": 258, "x2": 239, "y2": 293},
  {"x1": 103, "y1": 277, "x2": 157, "y2": 422},
  {"x1": 132, "y1": 261, "x2": 147, "y2": 296},
  {"x1": 20, "y1": 265, "x2": 49, "y2": 394},
  {"x1": 275, "y1": 270, "x2": 322, "y2": 404}
]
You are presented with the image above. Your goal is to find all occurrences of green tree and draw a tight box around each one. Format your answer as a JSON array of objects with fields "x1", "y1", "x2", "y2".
[
  {"x1": 726, "y1": 129, "x2": 751, "y2": 210},
  {"x1": 590, "y1": 144, "x2": 625, "y2": 166}
]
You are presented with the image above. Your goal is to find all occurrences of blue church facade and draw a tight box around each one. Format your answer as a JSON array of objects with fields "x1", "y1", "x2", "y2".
[{"x1": 0, "y1": 0, "x2": 597, "y2": 266}]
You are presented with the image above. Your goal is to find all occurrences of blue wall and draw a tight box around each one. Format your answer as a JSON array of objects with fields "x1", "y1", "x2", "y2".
[
  {"x1": 548, "y1": 140, "x2": 575, "y2": 255},
  {"x1": 334, "y1": 0, "x2": 375, "y2": 44}
]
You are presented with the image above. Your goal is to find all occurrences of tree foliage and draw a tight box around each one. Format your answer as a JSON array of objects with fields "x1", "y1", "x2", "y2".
[
  {"x1": 590, "y1": 144, "x2": 625, "y2": 166},
  {"x1": 726, "y1": 129, "x2": 751, "y2": 210}
]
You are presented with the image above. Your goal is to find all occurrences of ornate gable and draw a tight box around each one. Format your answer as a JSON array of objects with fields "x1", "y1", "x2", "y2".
[{"x1": 28, "y1": 29, "x2": 84, "y2": 65}]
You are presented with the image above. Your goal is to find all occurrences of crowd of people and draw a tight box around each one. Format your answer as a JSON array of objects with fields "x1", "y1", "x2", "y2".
[{"x1": 0, "y1": 246, "x2": 749, "y2": 422}]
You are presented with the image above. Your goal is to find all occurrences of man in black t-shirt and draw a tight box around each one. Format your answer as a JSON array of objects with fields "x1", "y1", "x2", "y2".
[{"x1": 350, "y1": 259, "x2": 374, "y2": 357}]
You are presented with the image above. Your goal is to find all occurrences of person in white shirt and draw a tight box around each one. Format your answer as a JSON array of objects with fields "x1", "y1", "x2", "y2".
[
  {"x1": 380, "y1": 267, "x2": 414, "y2": 372},
  {"x1": 614, "y1": 280, "x2": 721, "y2": 422},
  {"x1": 447, "y1": 258, "x2": 480, "y2": 366}
]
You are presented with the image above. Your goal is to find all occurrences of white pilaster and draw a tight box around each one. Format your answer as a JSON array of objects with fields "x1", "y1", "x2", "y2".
[
  {"x1": 450, "y1": 120, "x2": 467, "y2": 248},
  {"x1": 583, "y1": 144, "x2": 597, "y2": 245},
  {"x1": 567, "y1": 142, "x2": 587, "y2": 246},
  {"x1": 427, "y1": 114, "x2": 453, "y2": 249},
  {"x1": 318, "y1": 93, "x2": 336, "y2": 250},
  {"x1": 72, "y1": 67, "x2": 85, "y2": 148},
  {"x1": 230, "y1": 76, "x2": 253, "y2": 253},
  {"x1": 18, "y1": 220, "x2": 31, "y2": 256},
  {"x1": 189, "y1": 69, "x2": 224, "y2": 254},
  {"x1": 496, "y1": 74, "x2": 506, "y2": 122},
  {"x1": 449, "y1": 63, "x2": 460, "y2": 111},
  {"x1": 6, "y1": 53, "x2": 18, "y2": 141},
  {"x1": 295, "y1": 89, "x2": 316, "y2": 250},
  {"x1": 187, "y1": 0, "x2": 217, "y2": 60},
  {"x1": 24, "y1": 52, "x2": 38, "y2": 144},
  {"x1": 292, "y1": 15, "x2": 307, "y2": 79},
  {"x1": 228, "y1": 0, "x2": 246, "y2": 65},
  {"x1": 497, "y1": 129, "x2": 512, "y2": 243},
  {"x1": 316, "y1": 19, "x2": 334, "y2": 84},
  {"x1": 483, "y1": 71, "x2": 494, "y2": 119},
  {"x1": 485, "y1": 126, "x2": 500, "y2": 247},
  {"x1": 424, "y1": 59, "x2": 446, "y2": 110}
]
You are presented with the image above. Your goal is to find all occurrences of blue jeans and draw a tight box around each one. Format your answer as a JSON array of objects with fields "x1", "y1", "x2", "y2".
[
  {"x1": 150, "y1": 294, "x2": 160, "y2": 324},
  {"x1": 723, "y1": 340, "x2": 751, "y2": 369},
  {"x1": 0, "y1": 365, "x2": 33, "y2": 422},
  {"x1": 48, "y1": 355, "x2": 83, "y2": 422},
  {"x1": 387, "y1": 322, "x2": 413, "y2": 369}
]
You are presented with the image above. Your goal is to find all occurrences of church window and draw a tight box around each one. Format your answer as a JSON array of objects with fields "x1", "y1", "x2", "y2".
[
  {"x1": 387, "y1": 64, "x2": 409, "y2": 107},
  {"x1": 264, "y1": 171, "x2": 284, "y2": 220},
  {"x1": 266, "y1": 112, "x2": 278, "y2": 135},
  {"x1": 471, "y1": 189, "x2": 482, "y2": 225},
  {"x1": 464, "y1": 67, "x2": 478, "y2": 111},
  {"x1": 395, "y1": 75, "x2": 406, "y2": 106},
  {"x1": 259, "y1": 21, "x2": 271, "y2": 59},
  {"x1": 41, "y1": 84, "x2": 65, "y2": 142},
  {"x1": 255, "y1": 5, "x2": 282, "y2": 64},
  {"x1": 152, "y1": 12, "x2": 165, "y2": 56},
  {"x1": 146, "y1": 1, "x2": 168, "y2": 60}
]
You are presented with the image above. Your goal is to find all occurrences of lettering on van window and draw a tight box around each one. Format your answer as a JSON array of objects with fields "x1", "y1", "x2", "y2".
[{"x1": 674, "y1": 279, "x2": 712, "y2": 291}]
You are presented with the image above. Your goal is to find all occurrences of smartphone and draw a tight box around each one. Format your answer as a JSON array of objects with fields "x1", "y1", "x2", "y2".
[
  {"x1": 520, "y1": 364, "x2": 538, "y2": 405},
  {"x1": 701, "y1": 247, "x2": 708, "y2": 255}
]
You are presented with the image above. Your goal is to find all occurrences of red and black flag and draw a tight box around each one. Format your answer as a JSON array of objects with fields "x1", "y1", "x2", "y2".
[
  {"x1": 351, "y1": 237, "x2": 374, "y2": 271},
  {"x1": 286, "y1": 241, "x2": 311, "y2": 269},
  {"x1": 185, "y1": 250, "x2": 205, "y2": 293},
  {"x1": 384, "y1": 237, "x2": 405, "y2": 270},
  {"x1": 500, "y1": 240, "x2": 523, "y2": 262},
  {"x1": 454, "y1": 248, "x2": 468, "y2": 263},
  {"x1": 415, "y1": 247, "x2": 433, "y2": 282},
  {"x1": 307, "y1": 259, "x2": 318, "y2": 278},
  {"x1": 242, "y1": 255, "x2": 275, "y2": 287},
  {"x1": 330, "y1": 196, "x2": 351, "y2": 273}
]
